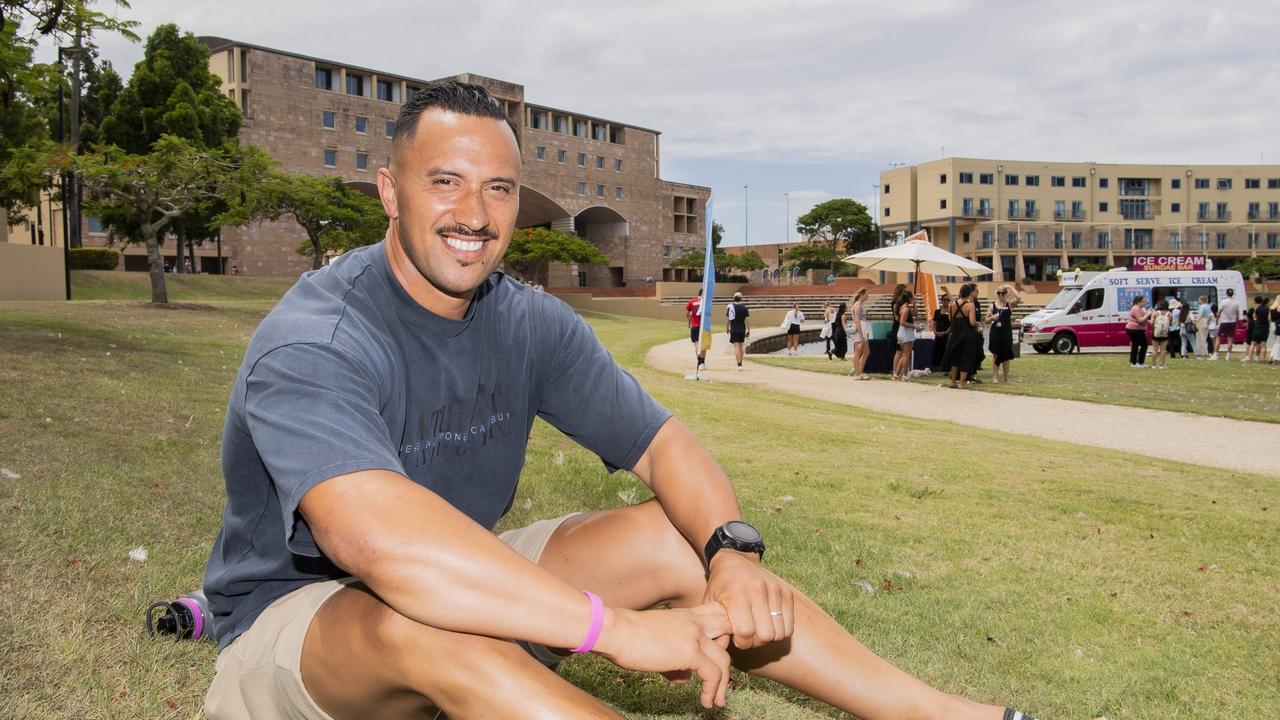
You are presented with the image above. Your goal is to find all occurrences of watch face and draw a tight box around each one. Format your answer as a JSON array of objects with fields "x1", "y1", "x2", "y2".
[{"x1": 724, "y1": 520, "x2": 762, "y2": 544}]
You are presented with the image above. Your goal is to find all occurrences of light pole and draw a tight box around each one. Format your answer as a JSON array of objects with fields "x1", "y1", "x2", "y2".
[
  {"x1": 743, "y1": 185, "x2": 749, "y2": 246},
  {"x1": 872, "y1": 184, "x2": 880, "y2": 245},
  {"x1": 783, "y1": 192, "x2": 789, "y2": 245}
]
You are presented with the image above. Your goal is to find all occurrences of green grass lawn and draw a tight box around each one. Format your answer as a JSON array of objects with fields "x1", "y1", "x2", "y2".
[
  {"x1": 752, "y1": 350, "x2": 1280, "y2": 424},
  {"x1": 69, "y1": 269, "x2": 299, "y2": 302},
  {"x1": 0, "y1": 289, "x2": 1276, "y2": 719}
]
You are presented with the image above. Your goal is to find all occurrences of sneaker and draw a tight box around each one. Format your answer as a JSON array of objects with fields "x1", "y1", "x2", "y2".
[{"x1": 1210, "y1": 354, "x2": 1219, "y2": 360}]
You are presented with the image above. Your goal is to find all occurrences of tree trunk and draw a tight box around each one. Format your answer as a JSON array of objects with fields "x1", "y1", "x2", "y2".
[
  {"x1": 309, "y1": 230, "x2": 324, "y2": 270},
  {"x1": 174, "y1": 227, "x2": 185, "y2": 275},
  {"x1": 144, "y1": 227, "x2": 168, "y2": 304},
  {"x1": 187, "y1": 236, "x2": 197, "y2": 272}
]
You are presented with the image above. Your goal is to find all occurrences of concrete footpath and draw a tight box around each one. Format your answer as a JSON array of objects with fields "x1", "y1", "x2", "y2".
[{"x1": 645, "y1": 338, "x2": 1278, "y2": 478}]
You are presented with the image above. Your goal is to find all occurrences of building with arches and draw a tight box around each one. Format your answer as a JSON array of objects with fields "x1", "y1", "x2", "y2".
[{"x1": 141, "y1": 37, "x2": 711, "y2": 284}]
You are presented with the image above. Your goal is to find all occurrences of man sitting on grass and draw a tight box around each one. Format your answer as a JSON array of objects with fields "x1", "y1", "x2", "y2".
[{"x1": 202, "y1": 80, "x2": 1039, "y2": 720}]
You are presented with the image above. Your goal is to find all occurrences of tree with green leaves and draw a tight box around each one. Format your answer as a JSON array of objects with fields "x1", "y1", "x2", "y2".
[
  {"x1": 667, "y1": 248, "x2": 765, "y2": 280},
  {"x1": 224, "y1": 171, "x2": 387, "y2": 270},
  {"x1": 1229, "y1": 256, "x2": 1280, "y2": 281},
  {"x1": 780, "y1": 243, "x2": 850, "y2": 275},
  {"x1": 503, "y1": 227, "x2": 609, "y2": 286},
  {"x1": 795, "y1": 198, "x2": 877, "y2": 264},
  {"x1": 60, "y1": 135, "x2": 245, "y2": 303}
]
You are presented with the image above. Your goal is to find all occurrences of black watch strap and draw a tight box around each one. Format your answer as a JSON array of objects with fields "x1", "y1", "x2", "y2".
[{"x1": 703, "y1": 521, "x2": 765, "y2": 567}]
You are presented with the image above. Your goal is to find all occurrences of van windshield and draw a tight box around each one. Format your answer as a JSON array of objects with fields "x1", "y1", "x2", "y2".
[{"x1": 1043, "y1": 288, "x2": 1081, "y2": 311}]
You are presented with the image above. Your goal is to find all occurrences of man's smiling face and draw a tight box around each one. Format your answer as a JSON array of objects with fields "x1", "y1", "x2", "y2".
[{"x1": 378, "y1": 109, "x2": 521, "y2": 316}]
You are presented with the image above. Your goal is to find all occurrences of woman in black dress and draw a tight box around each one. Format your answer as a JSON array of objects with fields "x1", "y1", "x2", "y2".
[
  {"x1": 943, "y1": 283, "x2": 981, "y2": 388},
  {"x1": 930, "y1": 290, "x2": 952, "y2": 370},
  {"x1": 985, "y1": 284, "x2": 1021, "y2": 383},
  {"x1": 830, "y1": 302, "x2": 849, "y2": 360}
]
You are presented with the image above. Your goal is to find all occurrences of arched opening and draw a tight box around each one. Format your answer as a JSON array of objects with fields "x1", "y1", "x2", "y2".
[
  {"x1": 575, "y1": 205, "x2": 630, "y2": 287},
  {"x1": 517, "y1": 185, "x2": 572, "y2": 230}
]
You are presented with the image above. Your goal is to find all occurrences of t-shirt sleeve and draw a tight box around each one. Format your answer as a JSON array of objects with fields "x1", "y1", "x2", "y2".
[
  {"x1": 243, "y1": 343, "x2": 405, "y2": 557},
  {"x1": 534, "y1": 304, "x2": 671, "y2": 473}
]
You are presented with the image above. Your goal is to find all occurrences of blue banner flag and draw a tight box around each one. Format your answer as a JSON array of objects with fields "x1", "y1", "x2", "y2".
[{"x1": 698, "y1": 198, "x2": 715, "y2": 333}]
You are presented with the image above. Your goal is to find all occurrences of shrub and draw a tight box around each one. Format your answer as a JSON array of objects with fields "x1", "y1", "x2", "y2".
[{"x1": 69, "y1": 248, "x2": 120, "y2": 270}]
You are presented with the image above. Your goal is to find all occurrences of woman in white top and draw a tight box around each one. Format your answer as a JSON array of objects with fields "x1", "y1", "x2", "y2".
[
  {"x1": 819, "y1": 301, "x2": 835, "y2": 359},
  {"x1": 782, "y1": 303, "x2": 805, "y2": 355},
  {"x1": 848, "y1": 288, "x2": 871, "y2": 380}
]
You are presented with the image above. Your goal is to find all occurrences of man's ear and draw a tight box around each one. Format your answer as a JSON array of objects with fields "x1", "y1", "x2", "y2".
[{"x1": 377, "y1": 167, "x2": 399, "y2": 220}]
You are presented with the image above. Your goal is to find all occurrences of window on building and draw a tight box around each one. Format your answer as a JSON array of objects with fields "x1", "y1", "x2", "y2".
[
  {"x1": 673, "y1": 196, "x2": 699, "y2": 234},
  {"x1": 577, "y1": 181, "x2": 587, "y2": 195},
  {"x1": 383, "y1": 120, "x2": 394, "y2": 138},
  {"x1": 596, "y1": 184, "x2": 605, "y2": 197},
  {"x1": 535, "y1": 146, "x2": 545, "y2": 160},
  {"x1": 1198, "y1": 202, "x2": 1210, "y2": 219},
  {"x1": 662, "y1": 245, "x2": 671, "y2": 257},
  {"x1": 1217, "y1": 201, "x2": 1229, "y2": 220},
  {"x1": 556, "y1": 149, "x2": 566, "y2": 163},
  {"x1": 1099, "y1": 201, "x2": 1108, "y2": 212},
  {"x1": 614, "y1": 158, "x2": 622, "y2": 172},
  {"x1": 959, "y1": 172, "x2": 973, "y2": 184},
  {"x1": 376, "y1": 79, "x2": 398, "y2": 103},
  {"x1": 1248, "y1": 201, "x2": 1260, "y2": 219},
  {"x1": 1071, "y1": 231, "x2": 1083, "y2": 249},
  {"x1": 315, "y1": 67, "x2": 334, "y2": 91},
  {"x1": 239, "y1": 49, "x2": 248, "y2": 83},
  {"x1": 1024, "y1": 231, "x2": 1036, "y2": 248},
  {"x1": 1216, "y1": 232, "x2": 1228, "y2": 249},
  {"x1": 615, "y1": 186, "x2": 623, "y2": 200},
  {"x1": 884, "y1": 184, "x2": 890, "y2": 194},
  {"x1": 1025, "y1": 175, "x2": 1039, "y2": 186},
  {"x1": 346, "y1": 73, "x2": 366, "y2": 96},
  {"x1": 240, "y1": 89, "x2": 250, "y2": 117},
  {"x1": 940, "y1": 198, "x2": 947, "y2": 209},
  {"x1": 609, "y1": 126, "x2": 625, "y2": 144},
  {"x1": 354, "y1": 115, "x2": 367, "y2": 134},
  {"x1": 1170, "y1": 231, "x2": 1181, "y2": 249},
  {"x1": 1217, "y1": 178, "x2": 1232, "y2": 190},
  {"x1": 1054, "y1": 200, "x2": 1065, "y2": 219},
  {"x1": 979, "y1": 173, "x2": 993, "y2": 185},
  {"x1": 1005, "y1": 174, "x2": 1019, "y2": 186},
  {"x1": 596, "y1": 155, "x2": 605, "y2": 169},
  {"x1": 1269, "y1": 201, "x2": 1279, "y2": 219},
  {"x1": 1268, "y1": 178, "x2": 1280, "y2": 189},
  {"x1": 1098, "y1": 178, "x2": 1109, "y2": 188},
  {"x1": 323, "y1": 148, "x2": 337, "y2": 168},
  {"x1": 1026, "y1": 199, "x2": 1037, "y2": 217},
  {"x1": 1051, "y1": 176, "x2": 1065, "y2": 187},
  {"x1": 592, "y1": 123, "x2": 606, "y2": 141},
  {"x1": 963, "y1": 231, "x2": 970, "y2": 243},
  {"x1": 1248, "y1": 232, "x2": 1260, "y2": 249},
  {"x1": 87, "y1": 216, "x2": 106, "y2": 234},
  {"x1": 1268, "y1": 232, "x2": 1279, "y2": 250},
  {"x1": 573, "y1": 119, "x2": 588, "y2": 138},
  {"x1": 1072, "y1": 176, "x2": 1087, "y2": 188},
  {"x1": 1170, "y1": 178, "x2": 1181, "y2": 189},
  {"x1": 552, "y1": 114, "x2": 568, "y2": 134},
  {"x1": 1006, "y1": 231, "x2": 1018, "y2": 248},
  {"x1": 981, "y1": 230, "x2": 993, "y2": 248},
  {"x1": 356, "y1": 152, "x2": 368, "y2": 171},
  {"x1": 529, "y1": 110, "x2": 548, "y2": 130},
  {"x1": 1194, "y1": 178, "x2": 1209, "y2": 189},
  {"x1": 1245, "y1": 178, "x2": 1261, "y2": 189},
  {"x1": 1196, "y1": 232, "x2": 1208, "y2": 249},
  {"x1": 1008, "y1": 199, "x2": 1020, "y2": 217},
  {"x1": 962, "y1": 198, "x2": 974, "y2": 215},
  {"x1": 406, "y1": 85, "x2": 422, "y2": 99},
  {"x1": 940, "y1": 173, "x2": 947, "y2": 184},
  {"x1": 322, "y1": 110, "x2": 336, "y2": 129},
  {"x1": 1169, "y1": 201, "x2": 1180, "y2": 213},
  {"x1": 1097, "y1": 231, "x2": 1109, "y2": 249},
  {"x1": 884, "y1": 207, "x2": 890, "y2": 217},
  {"x1": 576, "y1": 152, "x2": 586, "y2": 167},
  {"x1": 1071, "y1": 200, "x2": 1083, "y2": 217}
]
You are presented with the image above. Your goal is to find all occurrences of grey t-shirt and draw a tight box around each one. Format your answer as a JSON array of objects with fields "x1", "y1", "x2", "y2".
[{"x1": 203, "y1": 242, "x2": 671, "y2": 651}]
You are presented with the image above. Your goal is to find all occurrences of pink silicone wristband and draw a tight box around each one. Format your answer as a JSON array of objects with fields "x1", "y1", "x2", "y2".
[{"x1": 570, "y1": 591, "x2": 605, "y2": 653}]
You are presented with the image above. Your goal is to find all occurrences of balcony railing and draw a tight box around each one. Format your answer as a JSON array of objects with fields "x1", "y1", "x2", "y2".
[
  {"x1": 1247, "y1": 211, "x2": 1280, "y2": 221},
  {"x1": 961, "y1": 206, "x2": 993, "y2": 219},
  {"x1": 1120, "y1": 209, "x2": 1155, "y2": 221},
  {"x1": 1053, "y1": 210, "x2": 1089, "y2": 221},
  {"x1": 1008, "y1": 208, "x2": 1040, "y2": 220},
  {"x1": 1198, "y1": 211, "x2": 1231, "y2": 222}
]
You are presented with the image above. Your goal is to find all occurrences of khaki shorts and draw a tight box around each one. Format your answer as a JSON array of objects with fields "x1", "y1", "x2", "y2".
[{"x1": 204, "y1": 513, "x2": 579, "y2": 720}]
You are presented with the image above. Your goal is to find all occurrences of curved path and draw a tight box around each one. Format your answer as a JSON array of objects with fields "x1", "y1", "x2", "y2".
[{"x1": 645, "y1": 334, "x2": 1278, "y2": 478}]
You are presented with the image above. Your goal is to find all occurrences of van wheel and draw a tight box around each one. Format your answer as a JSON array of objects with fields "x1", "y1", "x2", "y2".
[
  {"x1": 1032, "y1": 343, "x2": 1051, "y2": 354},
  {"x1": 1051, "y1": 333, "x2": 1076, "y2": 354}
]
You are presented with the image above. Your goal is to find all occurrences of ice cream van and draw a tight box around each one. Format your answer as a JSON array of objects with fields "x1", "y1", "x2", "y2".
[{"x1": 1022, "y1": 268, "x2": 1247, "y2": 353}]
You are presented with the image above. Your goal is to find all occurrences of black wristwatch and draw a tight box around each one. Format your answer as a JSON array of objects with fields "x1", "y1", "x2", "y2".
[{"x1": 703, "y1": 520, "x2": 766, "y2": 567}]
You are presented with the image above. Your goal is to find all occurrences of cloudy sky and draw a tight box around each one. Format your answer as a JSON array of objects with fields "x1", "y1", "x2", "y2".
[{"x1": 42, "y1": 0, "x2": 1280, "y2": 247}]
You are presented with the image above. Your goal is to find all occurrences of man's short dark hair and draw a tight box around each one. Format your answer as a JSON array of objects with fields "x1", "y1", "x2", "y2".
[{"x1": 392, "y1": 81, "x2": 520, "y2": 158}]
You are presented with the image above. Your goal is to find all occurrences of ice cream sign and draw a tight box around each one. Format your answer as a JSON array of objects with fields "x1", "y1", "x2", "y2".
[{"x1": 1130, "y1": 255, "x2": 1208, "y2": 271}]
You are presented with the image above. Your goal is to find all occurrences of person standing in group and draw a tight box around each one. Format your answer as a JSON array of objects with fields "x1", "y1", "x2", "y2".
[
  {"x1": 1165, "y1": 296, "x2": 1183, "y2": 359},
  {"x1": 1270, "y1": 296, "x2": 1280, "y2": 364},
  {"x1": 930, "y1": 290, "x2": 952, "y2": 371},
  {"x1": 1245, "y1": 295, "x2": 1270, "y2": 363},
  {"x1": 1214, "y1": 288, "x2": 1242, "y2": 361},
  {"x1": 984, "y1": 285, "x2": 1021, "y2": 383},
  {"x1": 819, "y1": 301, "x2": 835, "y2": 360},
  {"x1": 1125, "y1": 295, "x2": 1151, "y2": 368},
  {"x1": 830, "y1": 303, "x2": 849, "y2": 362},
  {"x1": 849, "y1": 288, "x2": 871, "y2": 380},
  {"x1": 725, "y1": 291, "x2": 751, "y2": 371},
  {"x1": 942, "y1": 283, "x2": 981, "y2": 388},
  {"x1": 1149, "y1": 300, "x2": 1172, "y2": 369},
  {"x1": 782, "y1": 302, "x2": 805, "y2": 355},
  {"x1": 893, "y1": 291, "x2": 917, "y2": 381},
  {"x1": 685, "y1": 290, "x2": 705, "y2": 369},
  {"x1": 1195, "y1": 295, "x2": 1213, "y2": 357},
  {"x1": 1178, "y1": 301, "x2": 1196, "y2": 358}
]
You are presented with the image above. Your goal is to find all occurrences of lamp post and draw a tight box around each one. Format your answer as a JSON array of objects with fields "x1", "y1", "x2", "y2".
[
  {"x1": 872, "y1": 184, "x2": 880, "y2": 245},
  {"x1": 783, "y1": 192, "x2": 789, "y2": 245}
]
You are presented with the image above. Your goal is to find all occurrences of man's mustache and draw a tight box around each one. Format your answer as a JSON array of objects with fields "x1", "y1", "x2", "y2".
[{"x1": 436, "y1": 225, "x2": 498, "y2": 241}]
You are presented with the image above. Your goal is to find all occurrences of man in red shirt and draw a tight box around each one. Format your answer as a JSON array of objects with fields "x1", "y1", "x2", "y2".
[{"x1": 685, "y1": 290, "x2": 705, "y2": 368}]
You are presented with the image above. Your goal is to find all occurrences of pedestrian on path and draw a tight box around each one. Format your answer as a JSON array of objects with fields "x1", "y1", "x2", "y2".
[
  {"x1": 1165, "y1": 297, "x2": 1183, "y2": 359},
  {"x1": 1195, "y1": 295, "x2": 1213, "y2": 357},
  {"x1": 831, "y1": 302, "x2": 848, "y2": 361},
  {"x1": 943, "y1": 284, "x2": 981, "y2": 388},
  {"x1": 1126, "y1": 295, "x2": 1151, "y2": 368},
  {"x1": 1214, "y1": 288, "x2": 1241, "y2": 360},
  {"x1": 849, "y1": 288, "x2": 871, "y2": 380},
  {"x1": 985, "y1": 284, "x2": 1021, "y2": 383},
  {"x1": 1244, "y1": 295, "x2": 1269, "y2": 363},
  {"x1": 726, "y1": 292, "x2": 751, "y2": 370},
  {"x1": 685, "y1": 290, "x2": 705, "y2": 369},
  {"x1": 782, "y1": 303, "x2": 805, "y2": 355},
  {"x1": 1270, "y1": 297, "x2": 1280, "y2": 364},
  {"x1": 930, "y1": 290, "x2": 952, "y2": 371},
  {"x1": 893, "y1": 291, "x2": 917, "y2": 381},
  {"x1": 820, "y1": 301, "x2": 835, "y2": 359},
  {"x1": 1178, "y1": 302, "x2": 1196, "y2": 358}
]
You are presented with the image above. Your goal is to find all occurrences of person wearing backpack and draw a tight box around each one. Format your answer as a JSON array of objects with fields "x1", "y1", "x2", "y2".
[{"x1": 1150, "y1": 300, "x2": 1172, "y2": 368}]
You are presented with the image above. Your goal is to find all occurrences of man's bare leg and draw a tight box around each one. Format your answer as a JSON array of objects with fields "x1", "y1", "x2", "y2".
[
  {"x1": 539, "y1": 501, "x2": 1008, "y2": 720},
  {"x1": 299, "y1": 583, "x2": 622, "y2": 720}
]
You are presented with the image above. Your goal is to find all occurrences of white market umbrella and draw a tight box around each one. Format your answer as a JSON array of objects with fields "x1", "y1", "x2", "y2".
[{"x1": 842, "y1": 239, "x2": 994, "y2": 278}]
